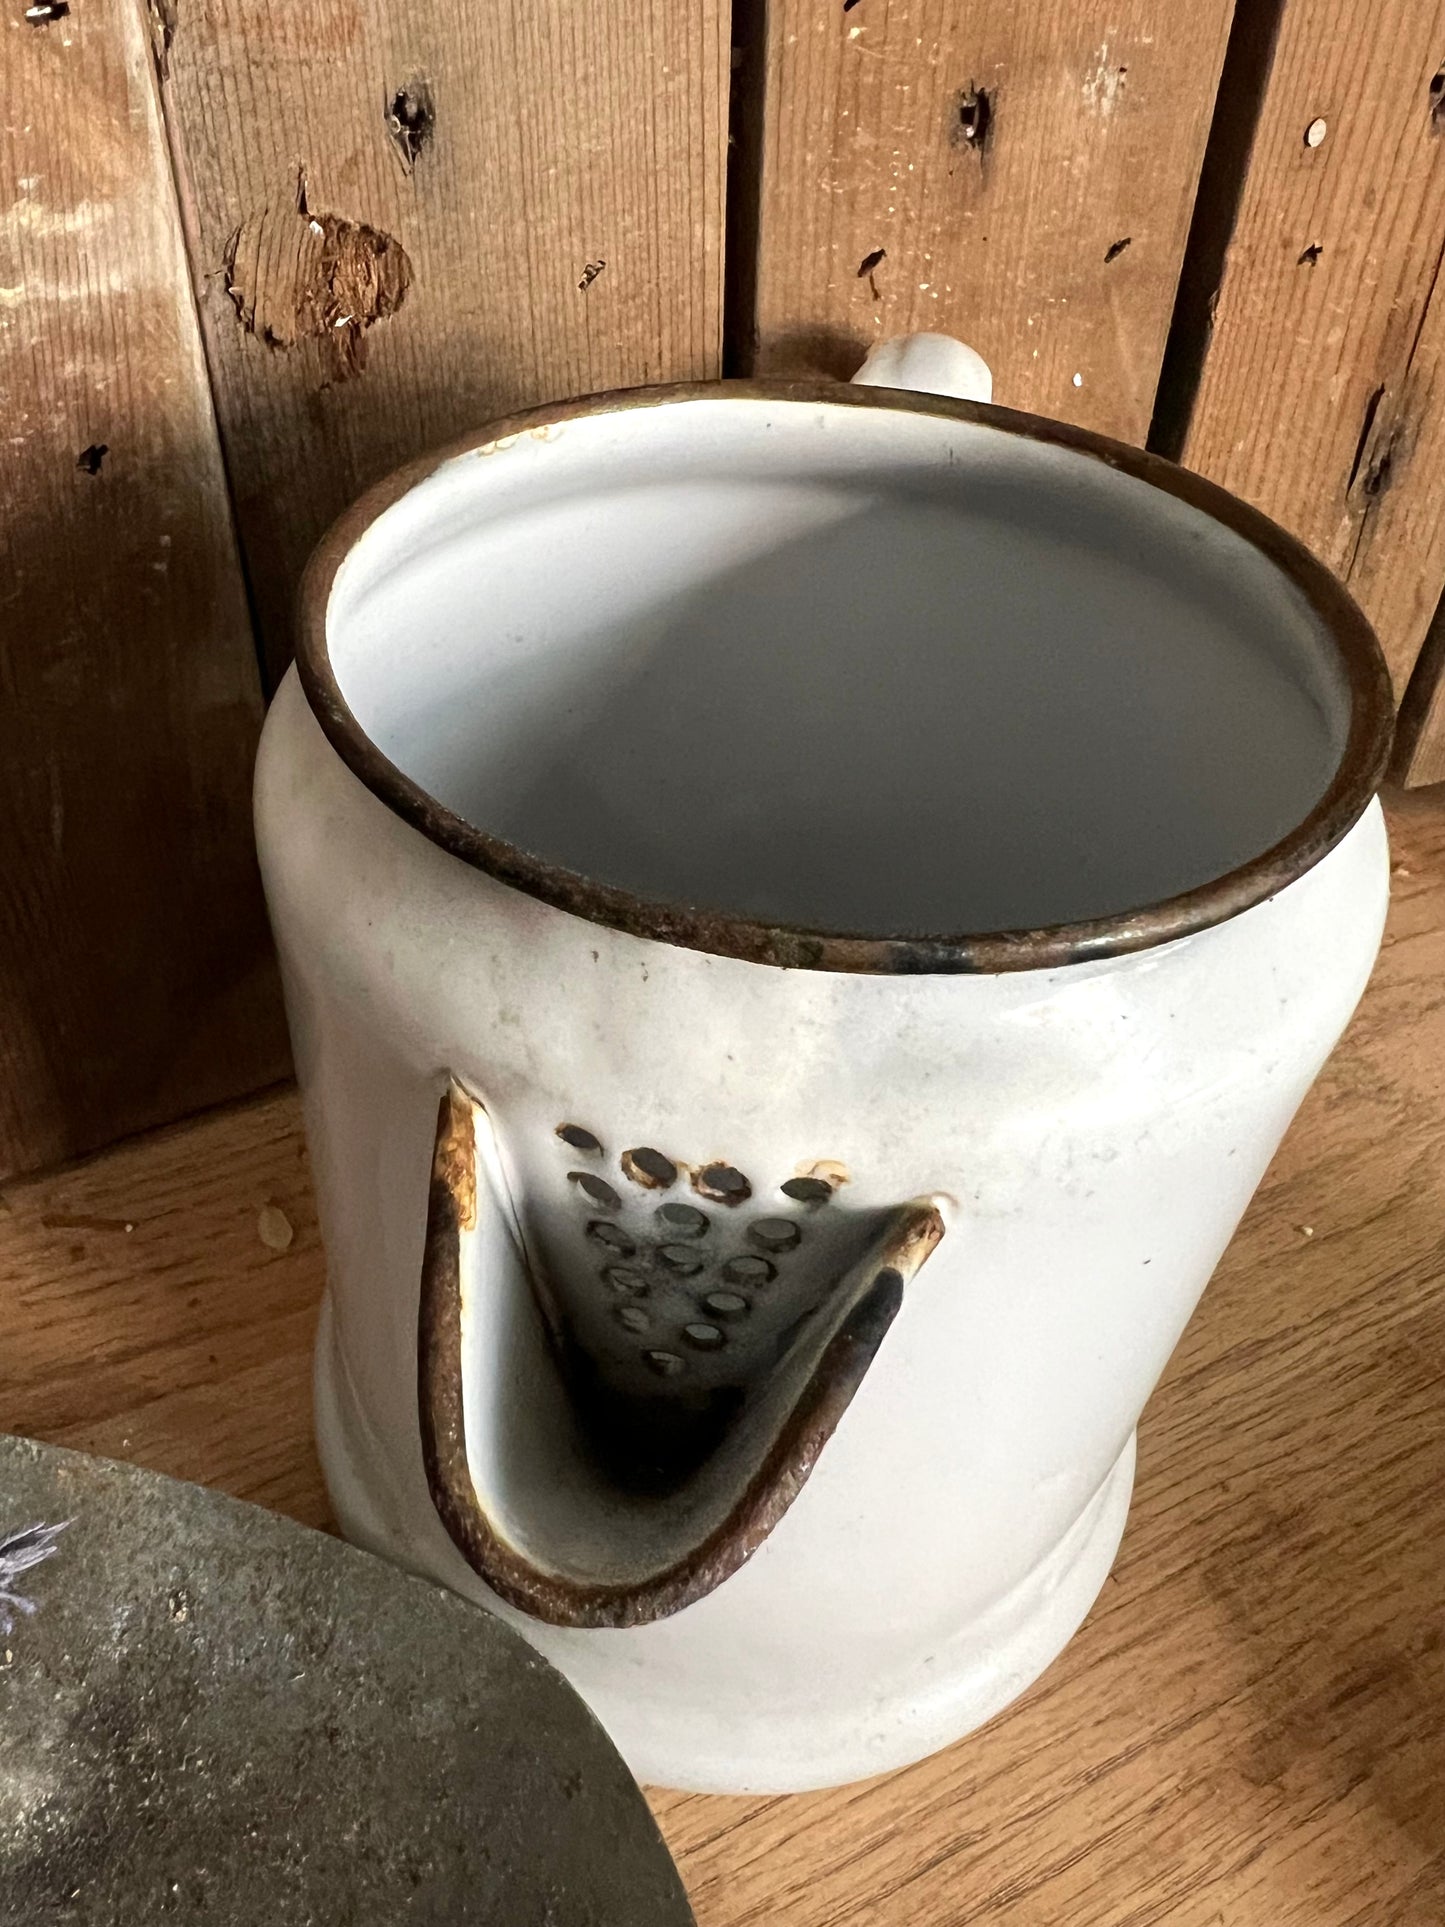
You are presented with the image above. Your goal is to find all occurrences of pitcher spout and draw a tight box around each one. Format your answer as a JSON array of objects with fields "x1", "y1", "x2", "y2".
[{"x1": 418, "y1": 1080, "x2": 945, "y2": 1629}]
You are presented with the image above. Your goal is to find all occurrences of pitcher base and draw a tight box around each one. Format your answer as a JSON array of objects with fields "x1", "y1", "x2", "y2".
[
  {"x1": 314, "y1": 1296, "x2": 1135, "y2": 1792},
  {"x1": 611, "y1": 1436, "x2": 1136, "y2": 1793}
]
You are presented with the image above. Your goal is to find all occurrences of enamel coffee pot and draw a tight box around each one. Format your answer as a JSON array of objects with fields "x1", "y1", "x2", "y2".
[{"x1": 255, "y1": 335, "x2": 1392, "y2": 1792}]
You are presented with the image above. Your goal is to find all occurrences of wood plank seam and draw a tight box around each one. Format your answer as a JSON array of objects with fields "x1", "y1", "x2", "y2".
[{"x1": 1147, "y1": 0, "x2": 1289, "y2": 458}]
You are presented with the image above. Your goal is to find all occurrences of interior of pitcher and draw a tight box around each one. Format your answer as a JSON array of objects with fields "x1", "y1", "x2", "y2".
[{"x1": 320, "y1": 395, "x2": 1361, "y2": 940}]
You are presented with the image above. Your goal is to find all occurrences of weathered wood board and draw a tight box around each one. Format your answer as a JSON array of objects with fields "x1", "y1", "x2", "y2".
[
  {"x1": 0, "y1": 0, "x2": 287, "y2": 1179},
  {"x1": 749, "y1": 0, "x2": 1235, "y2": 442},
  {"x1": 1178, "y1": 2, "x2": 1445, "y2": 710},
  {"x1": 152, "y1": 0, "x2": 730, "y2": 678}
]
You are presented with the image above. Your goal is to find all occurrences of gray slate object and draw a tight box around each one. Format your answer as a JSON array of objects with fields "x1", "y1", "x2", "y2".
[{"x1": 0, "y1": 1434, "x2": 693, "y2": 1925}]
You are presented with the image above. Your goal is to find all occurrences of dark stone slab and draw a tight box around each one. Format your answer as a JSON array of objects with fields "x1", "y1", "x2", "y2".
[{"x1": 0, "y1": 1434, "x2": 693, "y2": 1925}]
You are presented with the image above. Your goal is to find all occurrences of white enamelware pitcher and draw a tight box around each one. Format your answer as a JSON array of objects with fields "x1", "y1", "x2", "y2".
[{"x1": 254, "y1": 335, "x2": 1392, "y2": 1793}]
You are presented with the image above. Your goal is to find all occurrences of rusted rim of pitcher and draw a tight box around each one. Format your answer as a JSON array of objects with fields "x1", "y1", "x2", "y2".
[{"x1": 296, "y1": 379, "x2": 1393, "y2": 976}]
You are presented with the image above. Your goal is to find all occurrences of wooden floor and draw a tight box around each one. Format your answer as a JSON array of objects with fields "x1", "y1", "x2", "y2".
[{"x1": 5, "y1": 791, "x2": 1445, "y2": 1925}]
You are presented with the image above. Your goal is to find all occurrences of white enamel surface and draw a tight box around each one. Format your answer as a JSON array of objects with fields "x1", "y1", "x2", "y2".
[
  {"x1": 257, "y1": 670, "x2": 1386, "y2": 1789},
  {"x1": 255, "y1": 347, "x2": 1389, "y2": 1791},
  {"x1": 852, "y1": 330, "x2": 994, "y2": 402},
  {"x1": 317, "y1": 1285, "x2": 1136, "y2": 1790},
  {"x1": 325, "y1": 398, "x2": 1349, "y2": 937}
]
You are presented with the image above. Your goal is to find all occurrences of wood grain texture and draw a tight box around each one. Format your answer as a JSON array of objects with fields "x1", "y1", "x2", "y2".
[
  {"x1": 1179, "y1": 0, "x2": 1445, "y2": 706},
  {"x1": 0, "y1": 0, "x2": 287, "y2": 1182},
  {"x1": 748, "y1": 0, "x2": 1234, "y2": 440},
  {"x1": 4, "y1": 791, "x2": 1444, "y2": 1922},
  {"x1": 0, "y1": 1090, "x2": 326, "y2": 1527},
  {"x1": 153, "y1": 0, "x2": 729, "y2": 679}
]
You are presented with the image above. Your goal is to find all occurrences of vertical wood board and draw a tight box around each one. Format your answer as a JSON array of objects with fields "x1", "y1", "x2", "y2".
[
  {"x1": 749, "y1": 0, "x2": 1236, "y2": 442},
  {"x1": 1179, "y1": 0, "x2": 1445, "y2": 702},
  {"x1": 154, "y1": 0, "x2": 730, "y2": 678},
  {"x1": 0, "y1": 0, "x2": 286, "y2": 1179}
]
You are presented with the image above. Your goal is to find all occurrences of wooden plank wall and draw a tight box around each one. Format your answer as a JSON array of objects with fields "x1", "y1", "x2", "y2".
[
  {"x1": 0, "y1": 0, "x2": 728, "y2": 1180},
  {"x1": 1168, "y1": 0, "x2": 1445, "y2": 716},
  {"x1": 0, "y1": 0, "x2": 288, "y2": 1178},
  {"x1": 154, "y1": 0, "x2": 729, "y2": 680},
  {"x1": 745, "y1": 0, "x2": 1236, "y2": 442},
  {"x1": 744, "y1": 0, "x2": 1445, "y2": 781},
  {"x1": 9, "y1": 0, "x2": 1445, "y2": 1179}
]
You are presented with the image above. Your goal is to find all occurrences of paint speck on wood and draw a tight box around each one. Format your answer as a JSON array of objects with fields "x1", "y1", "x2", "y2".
[{"x1": 258, "y1": 1204, "x2": 295, "y2": 1252}]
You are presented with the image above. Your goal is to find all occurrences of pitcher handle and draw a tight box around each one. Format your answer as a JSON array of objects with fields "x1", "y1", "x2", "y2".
[
  {"x1": 850, "y1": 331, "x2": 993, "y2": 403},
  {"x1": 417, "y1": 1079, "x2": 946, "y2": 1629}
]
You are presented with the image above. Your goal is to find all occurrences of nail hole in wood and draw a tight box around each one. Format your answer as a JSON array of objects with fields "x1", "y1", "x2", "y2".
[
  {"x1": 76, "y1": 444, "x2": 108, "y2": 475},
  {"x1": 24, "y1": 1, "x2": 69, "y2": 22},
  {"x1": 1104, "y1": 237, "x2": 1132, "y2": 264},
  {"x1": 1431, "y1": 70, "x2": 1445, "y2": 130},
  {"x1": 386, "y1": 81, "x2": 435, "y2": 175},
  {"x1": 1347, "y1": 383, "x2": 1386, "y2": 494},
  {"x1": 954, "y1": 86, "x2": 993, "y2": 155},
  {"x1": 578, "y1": 258, "x2": 607, "y2": 292},
  {"x1": 1361, "y1": 437, "x2": 1397, "y2": 500},
  {"x1": 857, "y1": 248, "x2": 886, "y2": 278},
  {"x1": 842, "y1": 0, "x2": 863, "y2": 12},
  {"x1": 1298, "y1": 242, "x2": 1323, "y2": 266}
]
